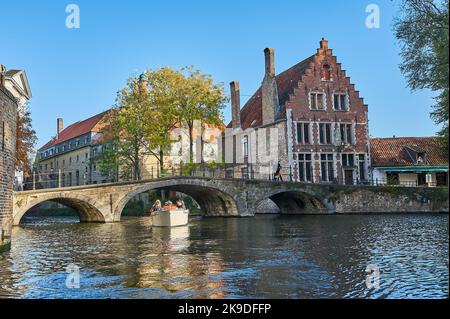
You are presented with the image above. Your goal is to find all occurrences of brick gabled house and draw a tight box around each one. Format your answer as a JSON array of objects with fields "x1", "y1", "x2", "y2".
[{"x1": 225, "y1": 38, "x2": 370, "y2": 184}]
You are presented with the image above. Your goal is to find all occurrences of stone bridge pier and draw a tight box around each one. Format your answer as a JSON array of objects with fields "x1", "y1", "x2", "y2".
[{"x1": 12, "y1": 177, "x2": 448, "y2": 225}]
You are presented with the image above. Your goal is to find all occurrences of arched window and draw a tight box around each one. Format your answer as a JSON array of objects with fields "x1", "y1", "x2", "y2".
[{"x1": 322, "y1": 64, "x2": 331, "y2": 81}]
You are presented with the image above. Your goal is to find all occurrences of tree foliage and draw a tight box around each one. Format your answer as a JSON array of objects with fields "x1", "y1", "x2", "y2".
[
  {"x1": 98, "y1": 66, "x2": 225, "y2": 181},
  {"x1": 177, "y1": 66, "x2": 227, "y2": 162},
  {"x1": 15, "y1": 107, "x2": 37, "y2": 172},
  {"x1": 394, "y1": 0, "x2": 449, "y2": 155}
]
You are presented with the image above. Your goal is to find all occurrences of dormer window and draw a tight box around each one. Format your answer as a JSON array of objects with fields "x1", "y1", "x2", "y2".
[
  {"x1": 321, "y1": 64, "x2": 331, "y2": 81},
  {"x1": 404, "y1": 146, "x2": 427, "y2": 165},
  {"x1": 417, "y1": 152, "x2": 426, "y2": 164}
]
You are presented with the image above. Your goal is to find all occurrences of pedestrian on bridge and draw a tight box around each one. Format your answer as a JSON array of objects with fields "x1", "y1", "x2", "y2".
[{"x1": 274, "y1": 162, "x2": 283, "y2": 182}]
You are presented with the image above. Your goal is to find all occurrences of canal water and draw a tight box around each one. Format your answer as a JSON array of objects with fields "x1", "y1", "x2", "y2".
[{"x1": 0, "y1": 214, "x2": 448, "y2": 299}]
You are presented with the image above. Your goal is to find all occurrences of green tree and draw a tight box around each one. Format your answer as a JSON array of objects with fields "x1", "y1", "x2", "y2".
[
  {"x1": 144, "y1": 68, "x2": 185, "y2": 170},
  {"x1": 98, "y1": 76, "x2": 156, "y2": 181},
  {"x1": 394, "y1": 0, "x2": 449, "y2": 155},
  {"x1": 178, "y1": 66, "x2": 227, "y2": 163}
]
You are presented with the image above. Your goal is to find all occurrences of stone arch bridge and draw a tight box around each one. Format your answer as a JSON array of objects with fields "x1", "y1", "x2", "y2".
[{"x1": 13, "y1": 177, "x2": 447, "y2": 225}]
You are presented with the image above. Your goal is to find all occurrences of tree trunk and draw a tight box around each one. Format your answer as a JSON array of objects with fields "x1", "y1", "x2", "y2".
[
  {"x1": 200, "y1": 120, "x2": 205, "y2": 163},
  {"x1": 188, "y1": 122, "x2": 194, "y2": 163},
  {"x1": 159, "y1": 148, "x2": 164, "y2": 175}
]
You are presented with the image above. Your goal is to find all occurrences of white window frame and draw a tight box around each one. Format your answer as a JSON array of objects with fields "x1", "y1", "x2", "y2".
[
  {"x1": 295, "y1": 122, "x2": 312, "y2": 145},
  {"x1": 309, "y1": 91, "x2": 327, "y2": 111},
  {"x1": 320, "y1": 153, "x2": 335, "y2": 182},
  {"x1": 332, "y1": 91, "x2": 349, "y2": 111},
  {"x1": 318, "y1": 122, "x2": 333, "y2": 145}
]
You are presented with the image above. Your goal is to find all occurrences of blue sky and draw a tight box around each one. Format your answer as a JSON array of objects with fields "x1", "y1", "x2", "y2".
[{"x1": 0, "y1": 0, "x2": 439, "y2": 148}]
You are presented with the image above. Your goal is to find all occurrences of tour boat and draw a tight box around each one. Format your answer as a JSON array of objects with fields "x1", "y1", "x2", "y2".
[{"x1": 151, "y1": 209, "x2": 189, "y2": 227}]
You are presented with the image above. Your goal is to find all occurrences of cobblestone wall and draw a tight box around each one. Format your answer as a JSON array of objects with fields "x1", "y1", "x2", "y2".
[{"x1": 0, "y1": 85, "x2": 17, "y2": 252}]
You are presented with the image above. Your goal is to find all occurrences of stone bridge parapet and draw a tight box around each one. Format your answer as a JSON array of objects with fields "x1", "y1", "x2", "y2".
[{"x1": 12, "y1": 177, "x2": 449, "y2": 225}]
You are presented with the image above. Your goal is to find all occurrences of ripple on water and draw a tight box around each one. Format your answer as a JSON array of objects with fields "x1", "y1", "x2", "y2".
[{"x1": 0, "y1": 214, "x2": 448, "y2": 299}]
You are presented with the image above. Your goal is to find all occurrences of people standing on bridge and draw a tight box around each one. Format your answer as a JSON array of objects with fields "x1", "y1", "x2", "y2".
[{"x1": 274, "y1": 162, "x2": 283, "y2": 181}]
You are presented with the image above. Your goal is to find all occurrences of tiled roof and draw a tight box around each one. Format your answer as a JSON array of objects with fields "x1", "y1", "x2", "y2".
[
  {"x1": 370, "y1": 137, "x2": 448, "y2": 167},
  {"x1": 39, "y1": 111, "x2": 108, "y2": 151},
  {"x1": 228, "y1": 55, "x2": 314, "y2": 129}
]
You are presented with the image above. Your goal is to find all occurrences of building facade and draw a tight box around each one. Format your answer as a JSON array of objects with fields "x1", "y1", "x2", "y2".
[
  {"x1": 36, "y1": 112, "x2": 110, "y2": 188},
  {"x1": 36, "y1": 112, "x2": 224, "y2": 187},
  {"x1": 224, "y1": 39, "x2": 370, "y2": 184},
  {"x1": 3, "y1": 69, "x2": 33, "y2": 190},
  {"x1": 0, "y1": 66, "x2": 18, "y2": 252},
  {"x1": 370, "y1": 137, "x2": 448, "y2": 187}
]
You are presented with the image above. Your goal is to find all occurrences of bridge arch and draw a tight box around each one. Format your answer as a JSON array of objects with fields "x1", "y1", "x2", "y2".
[
  {"x1": 113, "y1": 179, "x2": 241, "y2": 221},
  {"x1": 257, "y1": 188, "x2": 334, "y2": 215},
  {"x1": 13, "y1": 193, "x2": 108, "y2": 225}
]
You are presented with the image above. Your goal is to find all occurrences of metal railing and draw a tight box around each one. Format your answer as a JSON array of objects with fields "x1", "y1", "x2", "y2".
[{"x1": 16, "y1": 164, "x2": 447, "y2": 191}]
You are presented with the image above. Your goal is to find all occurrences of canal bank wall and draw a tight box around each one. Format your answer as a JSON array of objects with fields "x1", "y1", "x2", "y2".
[
  {"x1": 333, "y1": 186, "x2": 449, "y2": 214},
  {"x1": 0, "y1": 84, "x2": 17, "y2": 252}
]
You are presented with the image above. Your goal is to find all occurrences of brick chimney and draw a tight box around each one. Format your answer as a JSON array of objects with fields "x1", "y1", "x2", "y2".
[
  {"x1": 320, "y1": 37, "x2": 328, "y2": 50},
  {"x1": 261, "y1": 48, "x2": 279, "y2": 125},
  {"x1": 57, "y1": 118, "x2": 63, "y2": 137},
  {"x1": 0, "y1": 64, "x2": 5, "y2": 86},
  {"x1": 230, "y1": 81, "x2": 241, "y2": 129}
]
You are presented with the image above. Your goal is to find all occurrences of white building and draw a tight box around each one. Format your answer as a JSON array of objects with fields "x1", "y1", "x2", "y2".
[
  {"x1": 3, "y1": 69, "x2": 32, "y2": 190},
  {"x1": 370, "y1": 137, "x2": 448, "y2": 187}
]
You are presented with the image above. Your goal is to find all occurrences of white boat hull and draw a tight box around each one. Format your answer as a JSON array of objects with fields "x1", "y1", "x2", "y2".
[{"x1": 151, "y1": 209, "x2": 189, "y2": 227}]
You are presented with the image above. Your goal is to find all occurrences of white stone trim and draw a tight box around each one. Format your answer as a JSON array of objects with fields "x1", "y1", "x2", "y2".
[{"x1": 308, "y1": 89, "x2": 327, "y2": 111}]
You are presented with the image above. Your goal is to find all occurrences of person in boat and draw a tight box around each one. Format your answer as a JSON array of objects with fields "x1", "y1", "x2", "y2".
[
  {"x1": 175, "y1": 198, "x2": 186, "y2": 210},
  {"x1": 148, "y1": 200, "x2": 162, "y2": 215},
  {"x1": 163, "y1": 200, "x2": 176, "y2": 211}
]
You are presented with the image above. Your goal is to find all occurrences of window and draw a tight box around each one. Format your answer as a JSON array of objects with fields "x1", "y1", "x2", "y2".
[
  {"x1": 342, "y1": 154, "x2": 355, "y2": 167},
  {"x1": 76, "y1": 139, "x2": 80, "y2": 147},
  {"x1": 92, "y1": 148, "x2": 97, "y2": 157},
  {"x1": 322, "y1": 64, "x2": 331, "y2": 81},
  {"x1": 339, "y1": 124, "x2": 353, "y2": 145},
  {"x1": 320, "y1": 154, "x2": 334, "y2": 182},
  {"x1": 76, "y1": 155, "x2": 79, "y2": 162},
  {"x1": 310, "y1": 92, "x2": 325, "y2": 110},
  {"x1": 298, "y1": 153, "x2": 313, "y2": 182},
  {"x1": 68, "y1": 172, "x2": 73, "y2": 187},
  {"x1": 296, "y1": 123, "x2": 310, "y2": 144},
  {"x1": 319, "y1": 123, "x2": 332, "y2": 144},
  {"x1": 358, "y1": 154, "x2": 366, "y2": 181},
  {"x1": 436, "y1": 172, "x2": 448, "y2": 186},
  {"x1": 242, "y1": 136, "x2": 249, "y2": 158},
  {"x1": 333, "y1": 93, "x2": 348, "y2": 111},
  {"x1": 85, "y1": 153, "x2": 88, "y2": 159}
]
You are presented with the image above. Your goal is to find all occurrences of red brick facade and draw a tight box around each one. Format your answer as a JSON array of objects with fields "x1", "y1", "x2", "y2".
[
  {"x1": 228, "y1": 38, "x2": 370, "y2": 184},
  {"x1": 287, "y1": 39, "x2": 370, "y2": 183}
]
